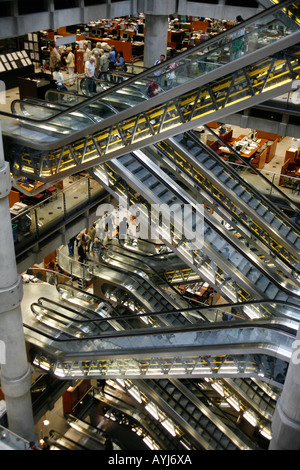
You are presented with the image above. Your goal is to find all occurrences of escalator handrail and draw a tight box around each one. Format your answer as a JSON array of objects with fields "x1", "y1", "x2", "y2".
[
  {"x1": 26, "y1": 295, "x2": 300, "y2": 334},
  {"x1": 56, "y1": 283, "x2": 300, "y2": 323}
]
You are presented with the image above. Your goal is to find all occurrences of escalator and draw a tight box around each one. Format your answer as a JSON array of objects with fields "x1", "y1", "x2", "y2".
[
  {"x1": 24, "y1": 282, "x2": 298, "y2": 385},
  {"x1": 1, "y1": 0, "x2": 300, "y2": 182},
  {"x1": 58, "y1": 242, "x2": 282, "y2": 442},
  {"x1": 56, "y1": 247, "x2": 200, "y2": 325},
  {"x1": 91, "y1": 149, "x2": 300, "y2": 312},
  {"x1": 23, "y1": 270, "x2": 297, "y2": 448},
  {"x1": 152, "y1": 130, "x2": 300, "y2": 279}
]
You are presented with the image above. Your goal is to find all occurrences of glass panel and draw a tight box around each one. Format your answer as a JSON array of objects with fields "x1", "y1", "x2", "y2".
[{"x1": 0, "y1": 425, "x2": 29, "y2": 450}]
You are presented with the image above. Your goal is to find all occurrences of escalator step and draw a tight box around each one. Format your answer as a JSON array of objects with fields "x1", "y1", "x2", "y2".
[
  {"x1": 286, "y1": 231, "x2": 298, "y2": 244},
  {"x1": 158, "y1": 379, "x2": 169, "y2": 388},
  {"x1": 195, "y1": 154, "x2": 210, "y2": 164},
  {"x1": 152, "y1": 185, "x2": 166, "y2": 195},
  {"x1": 233, "y1": 185, "x2": 246, "y2": 197},
  {"x1": 135, "y1": 168, "x2": 149, "y2": 180},
  {"x1": 270, "y1": 217, "x2": 283, "y2": 230},
  {"x1": 179, "y1": 397, "x2": 189, "y2": 407},
  {"x1": 248, "y1": 269, "x2": 262, "y2": 284},
  {"x1": 258, "y1": 277, "x2": 271, "y2": 292},
  {"x1": 211, "y1": 165, "x2": 224, "y2": 176},
  {"x1": 203, "y1": 159, "x2": 217, "y2": 170},
  {"x1": 256, "y1": 204, "x2": 269, "y2": 217},
  {"x1": 277, "y1": 225, "x2": 291, "y2": 237},
  {"x1": 238, "y1": 259, "x2": 252, "y2": 276},
  {"x1": 193, "y1": 410, "x2": 202, "y2": 421},
  {"x1": 248, "y1": 198, "x2": 261, "y2": 210},
  {"x1": 263, "y1": 211, "x2": 276, "y2": 223},
  {"x1": 226, "y1": 178, "x2": 238, "y2": 190},
  {"x1": 149, "y1": 181, "x2": 161, "y2": 191},
  {"x1": 124, "y1": 161, "x2": 140, "y2": 171},
  {"x1": 264, "y1": 284, "x2": 280, "y2": 299},
  {"x1": 274, "y1": 291, "x2": 289, "y2": 301},
  {"x1": 189, "y1": 146, "x2": 202, "y2": 156},
  {"x1": 119, "y1": 155, "x2": 134, "y2": 165},
  {"x1": 219, "y1": 172, "x2": 231, "y2": 183},
  {"x1": 240, "y1": 192, "x2": 252, "y2": 203},
  {"x1": 142, "y1": 175, "x2": 157, "y2": 186},
  {"x1": 230, "y1": 252, "x2": 245, "y2": 268}
]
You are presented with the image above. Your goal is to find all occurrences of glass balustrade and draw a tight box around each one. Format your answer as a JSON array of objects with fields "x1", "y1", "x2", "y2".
[
  {"x1": 0, "y1": 425, "x2": 29, "y2": 450},
  {"x1": 11, "y1": 176, "x2": 103, "y2": 254}
]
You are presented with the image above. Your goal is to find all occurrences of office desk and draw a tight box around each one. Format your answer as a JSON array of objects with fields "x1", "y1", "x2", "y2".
[{"x1": 220, "y1": 135, "x2": 268, "y2": 160}]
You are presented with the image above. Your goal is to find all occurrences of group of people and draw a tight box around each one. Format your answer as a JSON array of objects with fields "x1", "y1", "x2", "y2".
[
  {"x1": 70, "y1": 222, "x2": 108, "y2": 264},
  {"x1": 50, "y1": 40, "x2": 122, "y2": 96},
  {"x1": 147, "y1": 53, "x2": 178, "y2": 97},
  {"x1": 84, "y1": 43, "x2": 127, "y2": 93},
  {"x1": 50, "y1": 43, "x2": 76, "y2": 92}
]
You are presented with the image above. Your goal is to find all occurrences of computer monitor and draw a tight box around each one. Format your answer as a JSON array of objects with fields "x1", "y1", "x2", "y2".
[
  {"x1": 122, "y1": 32, "x2": 128, "y2": 40},
  {"x1": 173, "y1": 23, "x2": 180, "y2": 30},
  {"x1": 138, "y1": 24, "x2": 144, "y2": 34}
]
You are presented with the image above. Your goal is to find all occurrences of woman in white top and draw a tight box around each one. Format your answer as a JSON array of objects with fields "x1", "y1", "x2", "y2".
[{"x1": 53, "y1": 66, "x2": 67, "y2": 91}]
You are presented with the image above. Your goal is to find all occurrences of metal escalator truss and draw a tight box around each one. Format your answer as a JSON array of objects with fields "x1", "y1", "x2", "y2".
[
  {"x1": 4, "y1": 0, "x2": 300, "y2": 182},
  {"x1": 25, "y1": 284, "x2": 297, "y2": 386},
  {"x1": 8, "y1": 50, "x2": 300, "y2": 182}
]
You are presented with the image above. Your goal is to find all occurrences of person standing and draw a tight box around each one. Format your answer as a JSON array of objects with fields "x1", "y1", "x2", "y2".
[
  {"x1": 166, "y1": 61, "x2": 177, "y2": 89},
  {"x1": 92, "y1": 50, "x2": 101, "y2": 79},
  {"x1": 65, "y1": 47, "x2": 75, "y2": 85},
  {"x1": 115, "y1": 51, "x2": 125, "y2": 82},
  {"x1": 88, "y1": 223, "x2": 97, "y2": 253},
  {"x1": 108, "y1": 45, "x2": 117, "y2": 68},
  {"x1": 147, "y1": 78, "x2": 161, "y2": 97},
  {"x1": 78, "y1": 240, "x2": 87, "y2": 264},
  {"x1": 85, "y1": 55, "x2": 96, "y2": 95},
  {"x1": 99, "y1": 49, "x2": 109, "y2": 80},
  {"x1": 230, "y1": 15, "x2": 245, "y2": 61},
  {"x1": 49, "y1": 44, "x2": 61, "y2": 74},
  {"x1": 154, "y1": 54, "x2": 166, "y2": 86},
  {"x1": 83, "y1": 42, "x2": 92, "y2": 63},
  {"x1": 68, "y1": 235, "x2": 76, "y2": 256}
]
